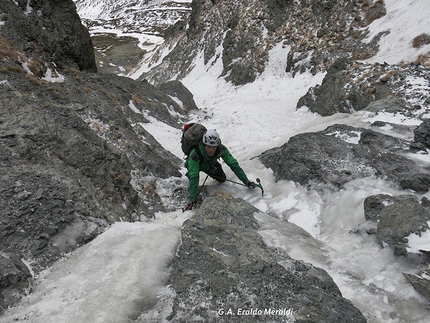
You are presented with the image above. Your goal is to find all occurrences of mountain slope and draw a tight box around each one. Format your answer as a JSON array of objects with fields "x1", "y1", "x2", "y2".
[{"x1": 134, "y1": 0, "x2": 408, "y2": 85}]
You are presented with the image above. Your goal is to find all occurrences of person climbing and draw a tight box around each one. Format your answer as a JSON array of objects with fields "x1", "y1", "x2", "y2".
[{"x1": 184, "y1": 129, "x2": 258, "y2": 211}]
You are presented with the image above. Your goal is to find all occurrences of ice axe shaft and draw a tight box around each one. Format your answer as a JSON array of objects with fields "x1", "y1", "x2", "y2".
[
  {"x1": 225, "y1": 178, "x2": 264, "y2": 197},
  {"x1": 182, "y1": 174, "x2": 209, "y2": 212}
]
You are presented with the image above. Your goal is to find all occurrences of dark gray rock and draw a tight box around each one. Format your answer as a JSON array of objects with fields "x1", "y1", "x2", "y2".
[
  {"x1": 165, "y1": 196, "x2": 366, "y2": 323},
  {"x1": 0, "y1": 254, "x2": 32, "y2": 312},
  {"x1": 296, "y1": 62, "x2": 429, "y2": 117},
  {"x1": 377, "y1": 198, "x2": 430, "y2": 247},
  {"x1": 296, "y1": 58, "x2": 358, "y2": 116},
  {"x1": 362, "y1": 195, "x2": 430, "y2": 298},
  {"x1": 260, "y1": 124, "x2": 367, "y2": 189},
  {"x1": 0, "y1": 69, "x2": 187, "y2": 278},
  {"x1": 363, "y1": 194, "x2": 416, "y2": 221},
  {"x1": 404, "y1": 270, "x2": 430, "y2": 302},
  {"x1": 158, "y1": 80, "x2": 198, "y2": 112},
  {"x1": 414, "y1": 119, "x2": 430, "y2": 148},
  {"x1": 365, "y1": 96, "x2": 407, "y2": 113},
  {"x1": 0, "y1": 0, "x2": 199, "y2": 311},
  {"x1": 259, "y1": 124, "x2": 430, "y2": 192},
  {"x1": 0, "y1": 0, "x2": 96, "y2": 71}
]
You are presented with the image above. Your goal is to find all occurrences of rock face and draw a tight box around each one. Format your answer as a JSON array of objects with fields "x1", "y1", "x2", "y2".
[
  {"x1": 0, "y1": 0, "x2": 200, "y2": 311},
  {"x1": 157, "y1": 80, "x2": 198, "y2": 112},
  {"x1": 140, "y1": 0, "x2": 381, "y2": 86},
  {"x1": 163, "y1": 196, "x2": 366, "y2": 323},
  {"x1": 0, "y1": 67, "x2": 195, "y2": 310},
  {"x1": 0, "y1": 0, "x2": 97, "y2": 72}
]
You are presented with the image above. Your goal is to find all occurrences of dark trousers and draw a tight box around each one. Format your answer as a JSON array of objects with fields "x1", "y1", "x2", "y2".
[{"x1": 205, "y1": 162, "x2": 226, "y2": 182}]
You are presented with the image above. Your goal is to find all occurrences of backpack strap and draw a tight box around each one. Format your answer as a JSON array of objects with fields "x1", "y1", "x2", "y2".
[{"x1": 190, "y1": 146, "x2": 204, "y2": 166}]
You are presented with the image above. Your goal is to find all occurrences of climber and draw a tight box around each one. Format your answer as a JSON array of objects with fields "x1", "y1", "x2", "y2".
[{"x1": 184, "y1": 129, "x2": 258, "y2": 211}]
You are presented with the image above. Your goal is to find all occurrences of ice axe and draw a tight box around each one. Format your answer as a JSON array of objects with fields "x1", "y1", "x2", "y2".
[
  {"x1": 255, "y1": 178, "x2": 264, "y2": 196},
  {"x1": 225, "y1": 178, "x2": 264, "y2": 196}
]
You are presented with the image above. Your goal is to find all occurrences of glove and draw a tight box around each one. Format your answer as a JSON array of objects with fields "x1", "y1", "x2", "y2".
[
  {"x1": 183, "y1": 201, "x2": 196, "y2": 211},
  {"x1": 246, "y1": 181, "x2": 258, "y2": 189}
]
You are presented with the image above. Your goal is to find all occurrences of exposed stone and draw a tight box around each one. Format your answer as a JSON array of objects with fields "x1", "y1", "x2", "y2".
[
  {"x1": 0, "y1": 1, "x2": 192, "y2": 307},
  {"x1": 0, "y1": 254, "x2": 32, "y2": 312},
  {"x1": 158, "y1": 80, "x2": 198, "y2": 112},
  {"x1": 140, "y1": 0, "x2": 379, "y2": 86},
  {"x1": 164, "y1": 196, "x2": 367, "y2": 323},
  {"x1": 377, "y1": 198, "x2": 430, "y2": 247},
  {"x1": 296, "y1": 58, "x2": 359, "y2": 116},
  {"x1": 296, "y1": 62, "x2": 429, "y2": 117},
  {"x1": 259, "y1": 124, "x2": 430, "y2": 192},
  {"x1": 364, "y1": 194, "x2": 417, "y2": 222},
  {"x1": 365, "y1": 96, "x2": 407, "y2": 113},
  {"x1": 404, "y1": 270, "x2": 430, "y2": 302},
  {"x1": 414, "y1": 119, "x2": 430, "y2": 148},
  {"x1": 0, "y1": 0, "x2": 96, "y2": 72}
]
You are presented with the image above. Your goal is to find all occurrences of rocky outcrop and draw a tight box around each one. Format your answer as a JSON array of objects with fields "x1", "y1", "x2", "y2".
[
  {"x1": 414, "y1": 119, "x2": 430, "y2": 148},
  {"x1": 296, "y1": 60, "x2": 429, "y2": 116},
  {"x1": 157, "y1": 80, "x2": 198, "y2": 112},
  {"x1": 363, "y1": 195, "x2": 430, "y2": 251},
  {"x1": 259, "y1": 123, "x2": 430, "y2": 192},
  {"x1": 404, "y1": 269, "x2": 430, "y2": 303},
  {"x1": 377, "y1": 198, "x2": 430, "y2": 249},
  {"x1": 160, "y1": 196, "x2": 366, "y2": 322},
  {"x1": 363, "y1": 194, "x2": 430, "y2": 302},
  {"x1": 0, "y1": 63, "x2": 198, "y2": 308},
  {"x1": 259, "y1": 122, "x2": 430, "y2": 304},
  {"x1": 0, "y1": 0, "x2": 96, "y2": 72}
]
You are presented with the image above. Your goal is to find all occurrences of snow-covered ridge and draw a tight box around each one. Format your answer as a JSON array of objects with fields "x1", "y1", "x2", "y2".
[{"x1": 74, "y1": 0, "x2": 191, "y2": 33}]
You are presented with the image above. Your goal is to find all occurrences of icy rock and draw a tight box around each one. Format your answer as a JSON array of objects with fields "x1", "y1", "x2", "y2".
[
  {"x1": 377, "y1": 197, "x2": 430, "y2": 248},
  {"x1": 404, "y1": 269, "x2": 430, "y2": 302}
]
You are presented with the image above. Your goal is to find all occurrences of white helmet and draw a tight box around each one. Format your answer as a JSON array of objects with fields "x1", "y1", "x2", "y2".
[{"x1": 203, "y1": 129, "x2": 221, "y2": 146}]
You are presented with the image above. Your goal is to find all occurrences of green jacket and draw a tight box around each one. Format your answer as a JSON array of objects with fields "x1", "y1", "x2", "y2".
[{"x1": 187, "y1": 141, "x2": 249, "y2": 201}]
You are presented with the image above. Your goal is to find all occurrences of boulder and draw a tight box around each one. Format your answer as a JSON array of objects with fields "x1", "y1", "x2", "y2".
[
  {"x1": 377, "y1": 198, "x2": 430, "y2": 247},
  {"x1": 363, "y1": 194, "x2": 417, "y2": 222},
  {"x1": 296, "y1": 62, "x2": 428, "y2": 118},
  {"x1": 414, "y1": 119, "x2": 430, "y2": 148},
  {"x1": 365, "y1": 96, "x2": 407, "y2": 113}
]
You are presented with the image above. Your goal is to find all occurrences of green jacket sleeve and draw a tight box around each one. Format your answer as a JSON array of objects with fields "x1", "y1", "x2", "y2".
[
  {"x1": 187, "y1": 149, "x2": 201, "y2": 201},
  {"x1": 221, "y1": 146, "x2": 249, "y2": 184}
]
